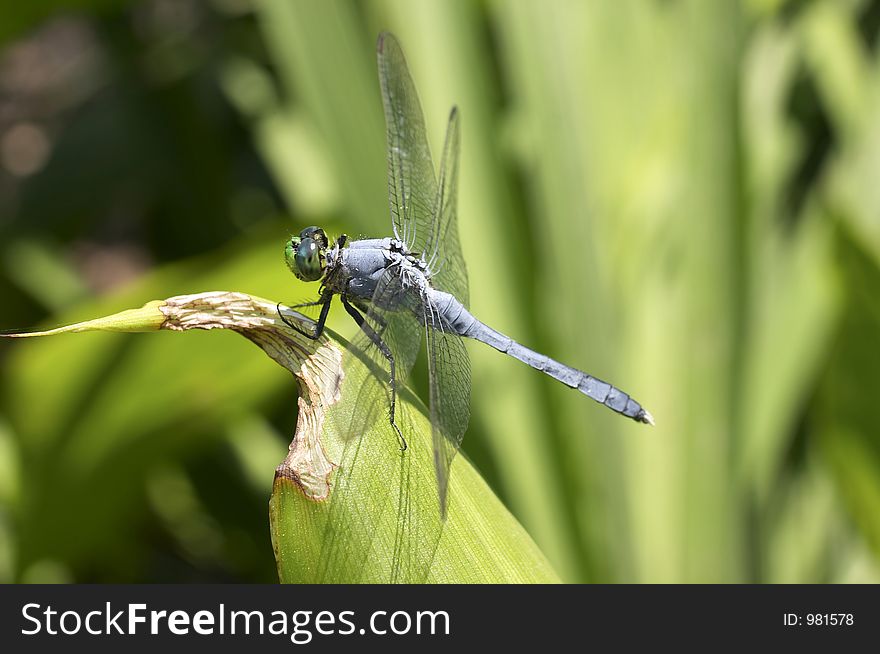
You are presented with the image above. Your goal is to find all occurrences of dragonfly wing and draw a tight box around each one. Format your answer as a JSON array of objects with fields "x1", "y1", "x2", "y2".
[
  {"x1": 425, "y1": 108, "x2": 469, "y2": 308},
  {"x1": 338, "y1": 267, "x2": 423, "y2": 440},
  {"x1": 424, "y1": 309, "x2": 471, "y2": 518},
  {"x1": 314, "y1": 268, "x2": 443, "y2": 582},
  {"x1": 379, "y1": 36, "x2": 471, "y2": 516},
  {"x1": 377, "y1": 32, "x2": 437, "y2": 255}
]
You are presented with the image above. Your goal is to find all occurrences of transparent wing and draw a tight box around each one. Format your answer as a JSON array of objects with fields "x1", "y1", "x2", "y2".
[
  {"x1": 359, "y1": 268, "x2": 424, "y2": 389},
  {"x1": 377, "y1": 32, "x2": 437, "y2": 255},
  {"x1": 315, "y1": 269, "x2": 443, "y2": 582},
  {"x1": 309, "y1": 354, "x2": 444, "y2": 583},
  {"x1": 427, "y1": 108, "x2": 469, "y2": 308},
  {"x1": 424, "y1": 302, "x2": 471, "y2": 518},
  {"x1": 307, "y1": 33, "x2": 469, "y2": 579},
  {"x1": 378, "y1": 35, "x2": 471, "y2": 518},
  {"x1": 333, "y1": 267, "x2": 423, "y2": 448}
]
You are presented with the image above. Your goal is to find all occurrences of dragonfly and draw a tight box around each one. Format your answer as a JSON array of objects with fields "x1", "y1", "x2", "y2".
[{"x1": 282, "y1": 32, "x2": 652, "y2": 517}]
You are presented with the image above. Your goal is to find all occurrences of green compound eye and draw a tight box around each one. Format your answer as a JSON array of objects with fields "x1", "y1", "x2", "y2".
[
  {"x1": 284, "y1": 227, "x2": 329, "y2": 281},
  {"x1": 290, "y1": 236, "x2": 325, "y2": 282},
  {"x1": 283, "y1": 236, "x2": 300, "y2": 276},
  {"x1": 299, "y1": 226, "x2": 328, "y2": 249}
]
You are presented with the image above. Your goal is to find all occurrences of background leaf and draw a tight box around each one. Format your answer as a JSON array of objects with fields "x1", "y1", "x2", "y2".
[{"x1": 1, "y1": 0, "x2": 880, "y2": 583}]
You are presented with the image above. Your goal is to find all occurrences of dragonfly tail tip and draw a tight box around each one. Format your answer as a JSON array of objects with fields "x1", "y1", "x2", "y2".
[{"x1": 638, "y1": 409, "x2": 655, "y2": 426}]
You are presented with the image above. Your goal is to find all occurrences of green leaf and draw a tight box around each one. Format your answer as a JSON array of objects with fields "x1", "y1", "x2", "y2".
[
  {"x1": 4, "y1": 291, "x2": 559, "y2": 583},
  {"x1": 2, "y1": 301, "x2": 167, "y2": 338},
  {"x1": 270, "y1": 377, "x2": 560, "y2": 583}
]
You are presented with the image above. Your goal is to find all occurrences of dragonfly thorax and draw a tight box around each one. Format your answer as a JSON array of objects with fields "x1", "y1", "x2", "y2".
[{"x1": 388, "y1": 238, "x2": 429, "y2": 274}]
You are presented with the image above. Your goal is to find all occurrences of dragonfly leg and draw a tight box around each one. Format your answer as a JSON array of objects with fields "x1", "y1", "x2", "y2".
[
  {"x1": 287, "y1": 298, "x2": 326, "y2": 309},
  {"x1": 341, "y1": 295, "x2": 407, "y2": 452},
  {"x1": 277, "y1": 294, "x2": 332, "y2": 341},
  {"x1": 351, "y1": 299, "x2": 388, "y2": 329}
]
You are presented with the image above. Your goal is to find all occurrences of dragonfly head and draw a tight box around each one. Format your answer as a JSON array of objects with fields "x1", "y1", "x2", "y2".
[{"x1": 285, "y1": 226, "x2": 329, "y2": 282}]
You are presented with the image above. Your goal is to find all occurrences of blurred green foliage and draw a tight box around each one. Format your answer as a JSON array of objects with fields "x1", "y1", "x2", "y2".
[{"x1": 1, "y1": 0, "x2": 880, "y2": 583}]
